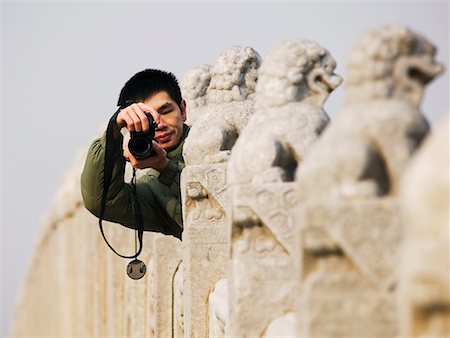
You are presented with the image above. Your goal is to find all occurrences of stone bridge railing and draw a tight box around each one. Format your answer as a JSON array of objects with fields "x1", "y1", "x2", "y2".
[{"x1": 10, "y1": 25, "x2": 449, "y2": 338}]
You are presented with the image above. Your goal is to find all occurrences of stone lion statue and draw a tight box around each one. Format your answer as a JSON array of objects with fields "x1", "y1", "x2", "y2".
[
  {"x1": 180, "y1": 64, "x2": 211, "y2": 127},
  {"x1": 295, "y1": 25, "x2": 443, "y2": 200},
  {"x1": 182, "y1": 46, "x2": 261, "y2": 165},
  {"x1": 399, "y1": 115, "x2": 449, "y2": 337},
  {"x1": 228, "y1": 39, "x2": 342, "y2": 185}
]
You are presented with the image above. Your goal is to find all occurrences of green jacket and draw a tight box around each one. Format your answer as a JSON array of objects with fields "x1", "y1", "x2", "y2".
[{"x1": 81, "y1": 125, "x2": 189, "y2": 240}]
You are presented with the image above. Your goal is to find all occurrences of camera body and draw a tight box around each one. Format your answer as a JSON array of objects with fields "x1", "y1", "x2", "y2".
[{"x1": 128, "y1": 113, "x2": 158, "y2": 160}]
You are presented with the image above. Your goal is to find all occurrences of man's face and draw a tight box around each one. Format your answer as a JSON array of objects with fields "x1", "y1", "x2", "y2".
[{"x1": 143, "y1": 91, "x2": 187, "y2": 150}]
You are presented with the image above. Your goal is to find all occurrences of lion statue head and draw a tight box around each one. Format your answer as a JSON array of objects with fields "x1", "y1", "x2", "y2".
[
  {"x1": 180, "y1": 64, "x2": 211, "y2": 109},
  {"x1": 344, "y1": 25, "x2": 443, "y2": 106},
  {"x1": 255, "y1": 39, "x2": 342, "y2": 109},
  {"x1": 206, "y1": 46, "x2": 261, "y2": 104}
]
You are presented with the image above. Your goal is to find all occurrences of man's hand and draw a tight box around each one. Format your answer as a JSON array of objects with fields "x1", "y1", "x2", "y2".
[
  {"x1": 116, "y1": 103, "x2": 161, "y2": 133},
  {"x1": 123, "y1": 140, "x2": 169, "y2": 173},
  {"x1": 117, "y1": 102, "x2": 168, "y2": 172}
]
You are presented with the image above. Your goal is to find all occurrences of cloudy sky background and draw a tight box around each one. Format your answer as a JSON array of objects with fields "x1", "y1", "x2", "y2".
[{"x1": 1, "y1": 1, "x2": 449, "y2": 335}]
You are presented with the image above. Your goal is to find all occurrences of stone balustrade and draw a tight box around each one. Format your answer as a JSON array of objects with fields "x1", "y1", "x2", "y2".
[{"x1": 10, "y1": 25, "x2": 448, "y2": 338}]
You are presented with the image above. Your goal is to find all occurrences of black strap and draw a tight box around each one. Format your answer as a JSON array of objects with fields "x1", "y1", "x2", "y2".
[{"x1": 98, "y1": 107, "x2": 144, "y2": 259}]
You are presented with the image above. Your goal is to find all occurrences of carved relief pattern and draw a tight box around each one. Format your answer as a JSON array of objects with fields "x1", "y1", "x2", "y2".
[
  {"x1": 233, "y1": 183, "x2": 299, "y2": 256},
  {"x1": 302, "y1": 201, "x2": 403, "y2": 289},
  {"x1": 297, "y1": 200, "x2": 403, "y2": 337},
  {"x1": 300, "y1": 258, "x2": 398, "y2": 337},
  {"x1": 182, "y1": 162, "x2": 231, "y2": 338},
  {"x1": 233, "y1": 224, "x2": 286, "y2": 257},
  {"x1": 183, "y1": 164, "x2": 228, "y2": 225}
]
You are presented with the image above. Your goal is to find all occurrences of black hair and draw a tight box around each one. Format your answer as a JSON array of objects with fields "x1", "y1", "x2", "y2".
[{"x1": 117, "y1": 69, "x2": 182, "y2": 108}]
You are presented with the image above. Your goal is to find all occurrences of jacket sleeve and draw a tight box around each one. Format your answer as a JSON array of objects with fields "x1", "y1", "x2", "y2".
[{"x1": 80, "y1": 132, "x2": 181, "y2": 237}]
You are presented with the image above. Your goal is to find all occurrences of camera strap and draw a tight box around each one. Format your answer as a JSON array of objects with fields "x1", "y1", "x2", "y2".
[{"x1": 98, "y1": 107, "x2": 146, "y2": 280}]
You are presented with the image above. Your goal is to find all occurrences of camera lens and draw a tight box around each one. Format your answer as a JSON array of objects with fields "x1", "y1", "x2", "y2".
[
  {"x1": 129, "y1": 135, "x2": 153, "y2": 160},
  {"x1": 127, "y1": 112, "x2": 156, "y2": 160},
  {"x1": 131, "y1": 137, "x2": 148, "y2": 154}
]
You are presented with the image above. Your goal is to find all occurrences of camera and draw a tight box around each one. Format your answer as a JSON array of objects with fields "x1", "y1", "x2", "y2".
[{"x1": 128, "y1": 113, "x2": 158, "y2": 160}]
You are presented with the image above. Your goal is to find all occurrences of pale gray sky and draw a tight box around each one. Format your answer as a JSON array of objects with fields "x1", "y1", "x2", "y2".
[{"x1": 1, "y1": 1, "x2": 449, "y2": 336}]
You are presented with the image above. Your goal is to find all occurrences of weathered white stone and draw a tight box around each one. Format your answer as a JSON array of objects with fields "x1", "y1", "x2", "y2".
[
  {"x1": 295, "y1": 26, "x2": 443, "y2": 200},
  {"x1": 123, "y1": 232, "x2": 154, "y2": 338},
  {"x1": 181, "y1": 46, "x2": 261, "y2": 337},
  {"x1": 9, "y1": 143, "x2": 158, "y2": 337},
  {"x1": 228, "y1": 39, "x2": 341, "y2": 186},
  {"x1": 44, "y1": 148, "x2": 87, "y2": 225},
  {"x1": 180, "y1": 64, "x2": 211, "y2": 127},
  {"x1": 227, "y1": 39, "x2": 341, "y2": 338},
  {"x1": 263, "y1": 312, "x2": 296, "y2": 338},
  {"x1": 151, "y1": 233, "x2": 182, "y2": 338},
  {"x1": 296, "y1": 200, "x2": 402, "y2": 337},
  {"x1": 208, "y1": 278, "x2": 229, "y2": 338},
  {"x1": 399, "y1": 115, "x2": 449, "y2": 338},
  {"x1": 180, "y1": 163, "x2": 230, "y2": 338},
  {"x1": 10, "y1": 28, "x2": 446, "y2": 338},
  {"x1": 183, "y1": 46, "x2": 261, "y2": 165},
  {"x1": 173, "y1": 261, "x2": 184, "y2": 338},
  {"x1": 228, "y1": 183, "x2": 300, "y2": 337},
  {"x1": 294, "y1": 25, "x2": 443, "y2": 338},
  {"x1": 10, "y1": 216, "x2": 69, "y2": 337},
  {"x1": 103, "y1": 219, "x2": 138, "y2": 337},
  {"x1": 344, "y1": 25, "x2": 443, "y2": 107}
]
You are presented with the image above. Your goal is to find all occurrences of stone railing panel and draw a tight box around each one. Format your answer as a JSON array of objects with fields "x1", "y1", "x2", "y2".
[
  {"x1": 151, "y1": 233, "x2": 182, "y2": 338},
  {"x1": 228, "y1": 183, "x2": 299, "y2": 337},
  {"x1": 181, "y1": 163, "x2": 230, "y2": 338},
  {"x1": 296, "y1": 199, "x2": 401, "y2": 337}
]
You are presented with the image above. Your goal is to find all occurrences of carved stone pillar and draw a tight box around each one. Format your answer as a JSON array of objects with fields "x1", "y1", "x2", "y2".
[
  {"x1": 296, "y1": 200, "x2": 402, "y2": 337},
  {"x1": 173, "y1": 261, "x2": 185, "y2": 338},
  {"x1": 228, "y1": 183, "x2": 299, "y2": 337},
  {"x1": 180, "y1": 163, "x2": 230, "y2": 338},
  {"x1": 180, "y1": 45, "x2": 260, "y2": 337},
  {"x1": 226, "y1": 39, "x2": 341, "y2": 338},
  {"x1": 399, "y1": 116, "x2": 449, "y2": 337},
  {"x1": 148, "y1": 233, "x2": 182, "y2": 338}
]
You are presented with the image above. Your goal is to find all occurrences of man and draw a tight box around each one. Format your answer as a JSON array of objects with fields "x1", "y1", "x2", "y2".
[{"x1": 81, "y1": 69, "x2": 189, "y2": 239}]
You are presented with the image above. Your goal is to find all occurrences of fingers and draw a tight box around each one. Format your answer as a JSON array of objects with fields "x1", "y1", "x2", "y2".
[
  {"x1": 136, "y1": 103, "x2": 161, "y2": 126},
  {"x1": 116, "y1": 103, "x2": 160, "y2": 133},
  {"x1": 123, "y1": 139, "x2": 131, "y2": 162}
]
